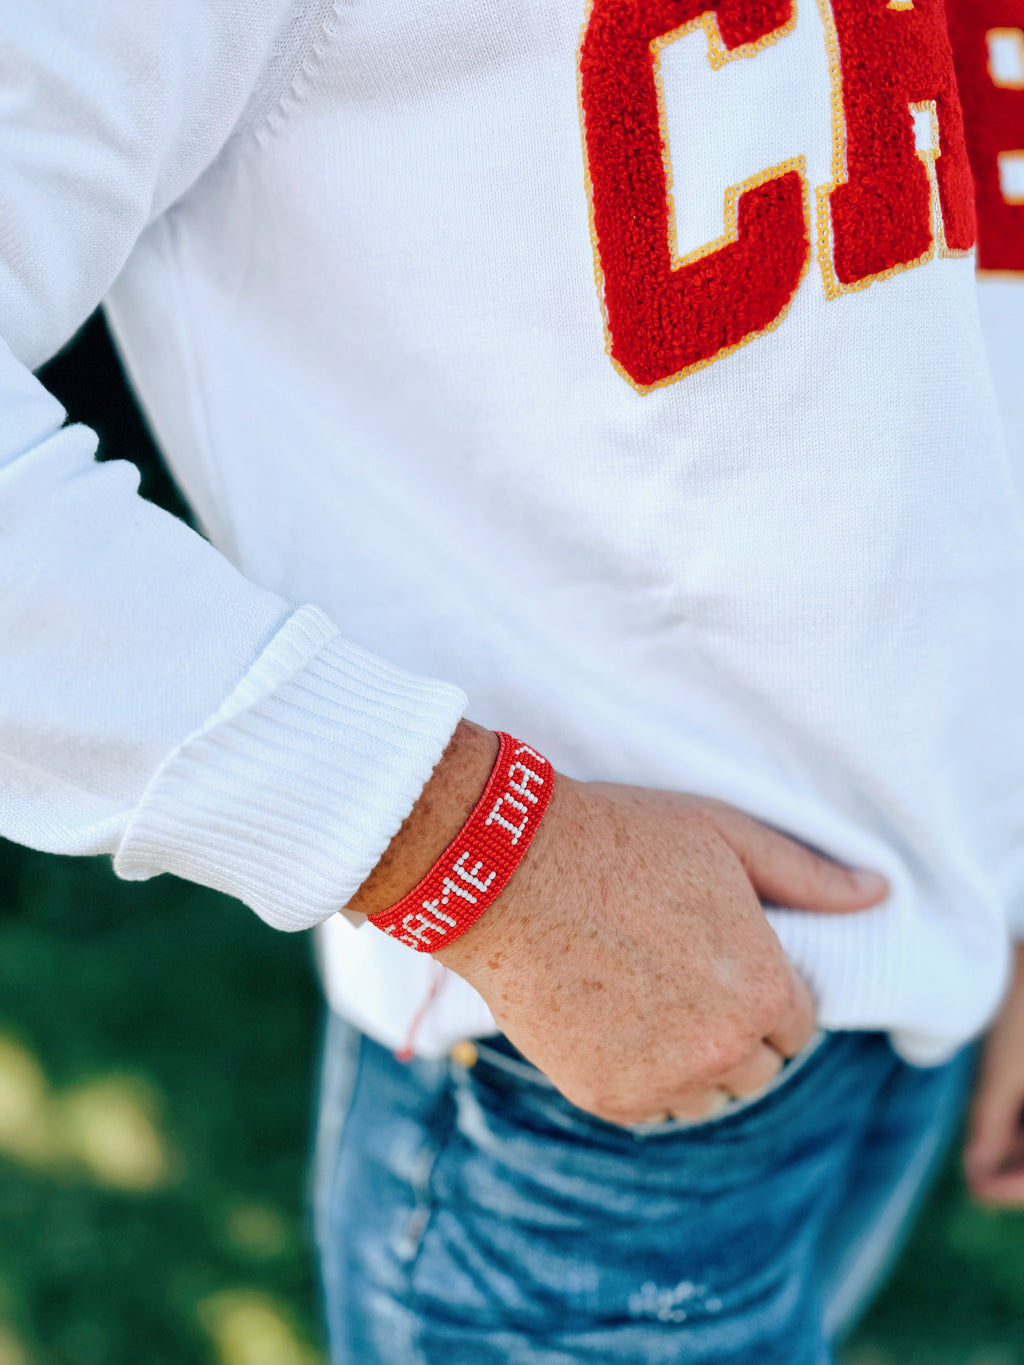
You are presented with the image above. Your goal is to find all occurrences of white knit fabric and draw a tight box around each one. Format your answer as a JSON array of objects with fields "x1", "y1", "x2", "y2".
[
  {"x1": 2, "y1": 0, "x2": 1024, "y2": 1060},
  {"x1": 979, "y1": 277, "x2": 1024, "y2": 499},
  {"x1": 977, "y1": 273, "x2": 1024, "y2": 940},
  {"x1": 0, "y1": 0, "x2": 467, "y2": 929}
]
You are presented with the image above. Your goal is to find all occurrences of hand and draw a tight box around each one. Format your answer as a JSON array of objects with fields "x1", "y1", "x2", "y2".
[
  {"x1": 965, "y1": 943, "x2": 1024, "y2": 1205},
  {"x1": 349, "y1": 722, "x2": 888, "y2": 1126},
  {"x1": 438, "y1": 769, "x2": 886, "y2": 1124}
]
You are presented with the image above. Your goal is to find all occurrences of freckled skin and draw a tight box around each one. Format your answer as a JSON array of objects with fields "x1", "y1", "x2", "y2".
[{"x1": 349, "y1": 720, "x2": 887, "y2": 1126}]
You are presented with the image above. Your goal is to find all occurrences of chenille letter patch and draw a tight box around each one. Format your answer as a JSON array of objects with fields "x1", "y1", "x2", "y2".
[{"x1": 578, "y1": 0, "x2": 976, "y2": 390}]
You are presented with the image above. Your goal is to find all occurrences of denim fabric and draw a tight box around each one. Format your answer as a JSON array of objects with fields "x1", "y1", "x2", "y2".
[{"x1": 314, "y1": 1019, "x2": 972, "y2": 1365}]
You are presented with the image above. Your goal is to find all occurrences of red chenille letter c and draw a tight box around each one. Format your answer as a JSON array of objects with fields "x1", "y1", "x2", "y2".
[{"x1": 579, "y1": 0, "x2": 809, "y2": 391}]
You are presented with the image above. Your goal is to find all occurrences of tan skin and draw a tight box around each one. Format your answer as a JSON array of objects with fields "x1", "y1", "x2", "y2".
[
  {"x1": 965, "y1": 943, "x2": 1024, "y2": 1207},
  {"x1": 349, "y1": 719, "x2": 890, "y2": 1125}
]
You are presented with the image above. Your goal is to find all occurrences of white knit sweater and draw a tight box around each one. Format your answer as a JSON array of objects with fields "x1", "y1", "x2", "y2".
[{"x1": 2, "y1": 0, "x2": 1023, "y2": 1061}]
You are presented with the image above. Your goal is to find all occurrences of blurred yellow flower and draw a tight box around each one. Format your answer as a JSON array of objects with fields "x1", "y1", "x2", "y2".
[
  {"x1": 198, "y1": 1291, "x2": 325, "y2": 1365},
  {"x1": 0, "y1": 1032, "x2": 176, "y2": 1190},
  {"x1": 0, "y1": 1035, "x2": 55, "y2": 1167},
  {"x1": 0, "y1": 1322, "x2": 31, "y2": 1365},
  {"x1": 57, "y1": 1077, "x2": 174, "y2": 1191}
]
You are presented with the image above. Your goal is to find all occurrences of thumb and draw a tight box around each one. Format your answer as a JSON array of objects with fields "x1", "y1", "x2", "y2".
[{"x1": 703, "y1": 803, "x2": 888, "y2": 913}]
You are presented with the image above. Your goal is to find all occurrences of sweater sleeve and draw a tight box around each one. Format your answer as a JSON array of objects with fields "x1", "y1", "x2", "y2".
[{"x1": 0, "y1": 0, "x2": 467, "y2": 930}]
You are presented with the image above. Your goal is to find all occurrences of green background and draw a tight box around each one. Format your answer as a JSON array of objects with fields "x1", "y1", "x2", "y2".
[{"x1": 0, "y1": 318, "x2": 1022, "y2": 1364}]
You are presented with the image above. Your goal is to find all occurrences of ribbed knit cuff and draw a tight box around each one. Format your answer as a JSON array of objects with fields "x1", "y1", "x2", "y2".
[{"x1": 114, "y1": 606, "x2": 467, "y2": 929}]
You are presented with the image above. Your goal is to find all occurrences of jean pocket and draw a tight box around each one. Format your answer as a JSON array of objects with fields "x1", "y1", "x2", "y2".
[
  {"x1": 463, "y1": 1027, "x2": 830, "y2": 1145},
  {"x1": 408, "y1": 1027, "x2": 839, "y2": 1335}
]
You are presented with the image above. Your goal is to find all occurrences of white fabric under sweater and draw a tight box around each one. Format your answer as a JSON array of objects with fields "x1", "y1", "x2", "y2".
[
  {"x1": 979, "y1": 277, "x2": 1024, "y2": 502},
  {"x1": 2, "y1": 0, "x2": 1023, "y2": 1061}
]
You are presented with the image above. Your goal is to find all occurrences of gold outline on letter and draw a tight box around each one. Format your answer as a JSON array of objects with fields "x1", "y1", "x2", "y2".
[
  {"x1": 909, "y1": 99, "x2": 971, "y2": 258},
  {"x1": 651, "y1": 6, "x2": 798, "y2": 75},
  {"x1": 576, "y1": 2, "x2": 804, "y2": 394},
  {"x1": 652, "y1": 13, "x2": 799, "y2": 267},
  {"x1": 627, "y1": 157, "x2": 811, "y2": 393},
  {"x1": 814, "y1": 0, "x2": 967, "y2": 301}
]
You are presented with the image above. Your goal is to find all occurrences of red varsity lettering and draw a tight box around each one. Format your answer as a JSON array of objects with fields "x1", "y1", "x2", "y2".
[
  {"x1": 821, "y1": 0, "x2": 975, "y2": 289},
  {"x1": 578, "y1": 0, "x2": 810, "y2": 391},
  {"x1": 578, "y1": 1, "x2": 976, "y2": 387},
  {"x1": 945, "y1": 0, "x2": 1024, "y2": 272}
]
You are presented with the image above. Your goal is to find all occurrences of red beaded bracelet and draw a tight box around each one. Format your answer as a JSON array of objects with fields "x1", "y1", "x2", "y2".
[{"x1": 367, "y1": 732, "x2": 553, "y2": 952}]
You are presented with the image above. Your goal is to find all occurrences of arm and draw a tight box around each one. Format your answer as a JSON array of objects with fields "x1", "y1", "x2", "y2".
[{"x1": 0, "y1": 0, "x2": 466, "y2": 926}]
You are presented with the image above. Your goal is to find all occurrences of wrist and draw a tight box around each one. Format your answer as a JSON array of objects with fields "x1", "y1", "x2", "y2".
[
  {"x1": 346, "y1": 719, "x2": 499, "y2": 918},
  {"x1": 364, "y1": 730, "x2": 554, "y2": 951},
  {"x1": 431, "y1": 768, "x2": 576, "y2": 975}
]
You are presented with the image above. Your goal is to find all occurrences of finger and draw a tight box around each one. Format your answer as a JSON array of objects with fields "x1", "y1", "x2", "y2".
[
  {"x1": 765, "y1": 963, "x2": 816, "y2": 1058},
  {"x1": 705, "y1": 803, "x2": 888, "y2": 913},
  {"x1": 662, "y1": 1089, "x2": 732, "y2": 1124},
  {"x1": 719, "y1": 1043, "x2": 784, "y2": 1099},
  {"x1": 964, "y1": 1071, "x2": 1024, "y2": 1188},
  {"x1": 968, "y1": 1168, "x2": 1024, "y2": 1208},
  {"x1": 631, "y1": 1088, "x2": 732, "y2": 1125}
]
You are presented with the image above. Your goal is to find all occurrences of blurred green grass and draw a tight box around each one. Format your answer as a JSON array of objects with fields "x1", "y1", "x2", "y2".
[
  {"x1": 0, "y1": 841, "x2": 326, "y2": 1365},
  {"x1": 845, "y1": 1159, "x2": 1024, "y2": 1365},
  {"x1": 4, "y1": 840, "x2": 1024, "y2": 1365},
  {"x1": 0, "y1": 315, "x2": 1019, "y2": 1364}
]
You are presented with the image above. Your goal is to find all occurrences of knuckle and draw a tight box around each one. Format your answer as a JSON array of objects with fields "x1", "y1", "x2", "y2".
[
  {"x1": 701, "y1": 1030, "x2": 752, "y2": 1076},
  {"x1": 744, "y1": 1054, "x2": 781, "y2": 1093}
]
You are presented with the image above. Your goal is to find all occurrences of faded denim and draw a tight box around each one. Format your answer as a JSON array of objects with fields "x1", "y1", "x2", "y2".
[{"x1": 314, "y1": 1018, "x2": 972, "y2": 1364}]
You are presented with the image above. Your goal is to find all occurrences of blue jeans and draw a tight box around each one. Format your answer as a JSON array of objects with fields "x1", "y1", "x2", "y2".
[{"x1": 313, "y1": 1018, "x2": 973, "y2": 1364}]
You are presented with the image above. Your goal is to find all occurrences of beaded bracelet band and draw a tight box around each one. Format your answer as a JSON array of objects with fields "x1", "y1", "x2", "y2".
[{"x1": 366, "y1": 732, "x2": 554, "y2": 953}]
